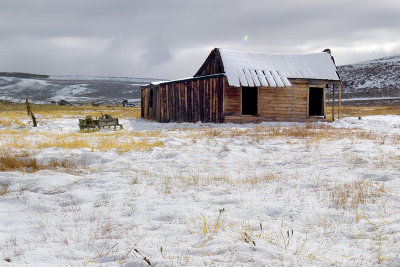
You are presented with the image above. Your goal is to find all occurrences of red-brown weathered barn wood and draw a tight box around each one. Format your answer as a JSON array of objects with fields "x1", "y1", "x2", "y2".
[
  {"x1": 178, "y1": 83, "x2": 182, "y2": 122},
  {"x1": 192, "y1": 80, "x2": 198, "y2": 122},
  {"x1": 223, "y1": 83, "x2": 240, "y2": 116},
  {"x1": 169, "y1": 84, "x2": 173, "y2": 122},
  {"x1": 166, "y1": 85, "x2": 170, "y2": 122},
  {"x1": 176, "y1": 84, "x2": 180, "y2": 122},
  {"x1": 169, "y1": 84, "x2": 176, "y2": 121},
  {"x1": 186, "y1": 82, "x2": 192, "y2": 122},
  {"x1": 172, "y1": 84, "x2": 179, "y2": 122},
  {"x1": 205, "y1": 79, "x2": 210, "y2": 122},
  {"x1": 217, "y1": 77, "x2": 223, "y2": 122},
  {"x1": 211, "y1": 79, "x2": 216, "y2": 122},
  {"x1": 179, "y1": 83, "x2": 184, "y2": 122},
  {"x1": 197, "y1": 79, "x2": 204, "y2": 122},
  {"x1": 202, "y1": 79, "x2": 208, "y2": 122},
  {"x1": 195, "y1": 49, "x2": 224, "y2": 77},
  {"x1": 159, "y1": 87, "x2": 163, "y2": 122},
  {"x1": 165, "y1": 85, "x2": 168, "y2": 121},
  {"x1": 183, "y1": 83, "x2": 187, "y2": 121},
  {"x1": 141, "y1": 89, "x2": 144, "y2": 118}
]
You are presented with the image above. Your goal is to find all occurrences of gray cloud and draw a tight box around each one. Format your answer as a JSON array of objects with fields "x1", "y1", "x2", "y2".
[
  {"x1": 0, "y1": 0, "x2": 399, "y2": 79},
  {"x1": 140, "y1": 35, "x2": 175, "y2": 68}
]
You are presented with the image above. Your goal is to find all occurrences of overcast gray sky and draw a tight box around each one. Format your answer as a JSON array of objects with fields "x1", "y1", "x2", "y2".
[{"x1": 1, "y1": 0, "x2": 399, "y2": 79}]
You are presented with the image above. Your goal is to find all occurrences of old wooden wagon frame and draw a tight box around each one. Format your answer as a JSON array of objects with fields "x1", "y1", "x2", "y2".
[{"x1": 141, "y1": 48, "x2": 342, "y2": 123}]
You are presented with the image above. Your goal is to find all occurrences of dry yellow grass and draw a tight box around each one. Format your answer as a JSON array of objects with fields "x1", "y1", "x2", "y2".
[
  {"x1": 328, "y1": 180, "x2": 386, "y2": 209},
  {"x1": 0, "y1": 102, "x2": 141, "y2": 119},
  {"x1": 178, "y1": 124, "x2": 379, "y2": 144},
  {"x1": 0, "y1": 149, "x2": 82, "y2": 172},
  {"x1": 160, "y1": 172, "x2": 278, "y2": 192},
  {"x1": 3, "y1": 102, "x2": 400, "y2": 121},
  {"x1": 0, "y1": 183, "x2": 9, "y2": 196},
  {"x1": 0, "y1": 131, "x2": 164, "y2": 152},
  {"x1": 0, "y1": 102, "x2": 164, "y2": 153},
  {"x1": 0, "y1": 118, "x2": 26, "y2": 127},
  {"x1": 340, "y1": 106, "x2": 400, "y2": 117}
]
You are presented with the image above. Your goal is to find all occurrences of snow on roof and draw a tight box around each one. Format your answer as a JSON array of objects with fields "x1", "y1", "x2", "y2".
[
  {"x1": 219, "y1": 49, "x2": 340, "y2": 87},
  {"x1": 149, "y1": 80, "x2": 170, "y2": 85},
  {"x1": 144, "y1": 74, "x2": 226, "y2": 87}
]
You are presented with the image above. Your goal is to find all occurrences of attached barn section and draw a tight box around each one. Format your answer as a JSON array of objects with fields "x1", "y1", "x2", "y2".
[
  {"x1": 141, "y1": 48, "x2": 341, "y2": 123},
  {"x1": 141, "y1": 74, "x2": 225, "y2": 123}
]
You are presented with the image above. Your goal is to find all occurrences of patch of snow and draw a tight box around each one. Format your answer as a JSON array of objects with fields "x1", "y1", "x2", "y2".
[
  {"x1": 0, "y1": 115, "x2": 400, "y2": 265},
  {"x1": 340, "y1": 96, "x2": 400, "y2": 102},
  {"x1": 0, "y1": 78, "x2": 51, "y2": 92},
  {"x1": 49, "y1": 84, "x2": 91, "y2": 102}
]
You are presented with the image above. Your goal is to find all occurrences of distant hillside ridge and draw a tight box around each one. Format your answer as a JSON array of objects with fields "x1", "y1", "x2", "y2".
[
  {"x1": 0, "y1": 72, "x2": 49, "y2": 79},
  {"x1": 337, "y1": 55, "x2": 400, "y2": 105},
  {"x1": 0, "y1": 75, "x2": 163, "y2": 104}
]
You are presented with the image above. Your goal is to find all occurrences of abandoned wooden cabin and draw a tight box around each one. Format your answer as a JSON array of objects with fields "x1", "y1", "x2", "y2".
[{"x1": 141, "y1": 48, "x2": 341, "y2": 123}]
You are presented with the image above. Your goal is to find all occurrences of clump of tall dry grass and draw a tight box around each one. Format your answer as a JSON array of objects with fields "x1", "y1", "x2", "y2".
[
  {"x1": 328, "y1": 180, "x2": 386, "y2": 209},
  {"x1": 0, "y1": 118, "x2": 26, "y2": 128},
  {"x1": 0, "y1": 149, "x2": 83, "y2": 172},
  {"x1": 0, "y1": 150, "x2": 38, "y2": 172},
  {"x1": 0, "y1": 183, "x2": 9, "y2": 196},
  {"x1": 161, "y1": 172, "x2": 278, "y2": 193}
]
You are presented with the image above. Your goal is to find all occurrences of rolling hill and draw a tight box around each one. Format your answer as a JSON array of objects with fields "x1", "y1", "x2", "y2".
[
  {"x1": 0, "y1": 74, "x2": 163, "y2": 105},
  {"x1": 337, "y1": 55, "x2": 400, "y2": 105}
]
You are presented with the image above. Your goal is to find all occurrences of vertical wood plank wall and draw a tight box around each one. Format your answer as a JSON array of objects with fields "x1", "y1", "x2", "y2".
[{"x1": 141, "y1": 76, "x2": 225, "y2": 123}]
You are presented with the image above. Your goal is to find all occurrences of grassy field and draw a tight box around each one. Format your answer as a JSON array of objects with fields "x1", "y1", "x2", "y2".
[
  {"x1": 0, "y1": 101, "x2": 141, "y2": 119},
  {"x1": 1, "y1": 101, "x2": 400, "y2": 120},
  {"x1": 0, "y1": 102, "x2": 141, "y2": 128},
  {"x1": 1, "y1": 102, "x2": 399, "y2": 173},
  {"x1": 340, "y1": 105, "x2": 400, "y2": 117}
]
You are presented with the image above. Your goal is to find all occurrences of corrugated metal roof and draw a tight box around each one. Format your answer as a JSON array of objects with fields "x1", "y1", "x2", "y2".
[{"x1": 219, "y1": 49, "x2": 340, "y2": 88}]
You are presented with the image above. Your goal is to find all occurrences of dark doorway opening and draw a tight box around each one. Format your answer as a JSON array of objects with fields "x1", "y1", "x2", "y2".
[
  {"x1": 242, "y1": 86, "x2": 258, "y2": 115},
  {"x1": 309, "y1": 87, "x2": 324, "y2": 116}
]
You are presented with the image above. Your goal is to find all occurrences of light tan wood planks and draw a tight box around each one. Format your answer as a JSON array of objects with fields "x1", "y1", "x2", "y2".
[
  {"x1": 223, "y1": 84, "x2": 240, "y2": 116},
  {"x1": 258, "y1": 85, "x2": 308, "y2": 121}
]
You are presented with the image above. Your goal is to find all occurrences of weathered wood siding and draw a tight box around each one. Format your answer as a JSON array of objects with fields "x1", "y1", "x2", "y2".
[
  {"x1": 141, "y1": 76, "x2": 225, "y2": 123},
  {"x1": 223, "y1": 82, "x2": 241, "y2": 116},
  {"x1": 224, "y1": 80, "x2": 328, "y2": 123},
  {"x1": 258, "y1": 81, "x2": 308, "y2": 121},
  {"x1": 195, "y1": 49, "x2": 224, "y2": 77}
]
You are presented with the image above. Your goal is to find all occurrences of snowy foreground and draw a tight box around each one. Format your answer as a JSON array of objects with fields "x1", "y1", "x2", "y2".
[{"x1": 1, "y1": 116, "x2": 400, "y2": 266}]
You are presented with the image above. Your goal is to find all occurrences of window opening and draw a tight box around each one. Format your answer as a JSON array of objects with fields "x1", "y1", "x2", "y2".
[
  {"x1": 309, "y1": 87, "x2": 324, "y2": 116},
  {"x1": 242, "y1": 86, "x2": 258, "y2": 115}
]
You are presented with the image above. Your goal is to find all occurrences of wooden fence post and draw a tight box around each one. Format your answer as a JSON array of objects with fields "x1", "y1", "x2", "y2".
[
  {"x1": 338, "y1": 83, "x2": 342, "y2": 119},
  {"x1": 25, "y1": 98, "x2": 37, "y2": 127},
  {"x1": 331, "y1": 85, "x2": 335, "y2": 122}
]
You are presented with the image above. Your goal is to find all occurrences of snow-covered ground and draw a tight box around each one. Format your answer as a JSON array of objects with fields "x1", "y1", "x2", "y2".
[{"x1": 1, "y1": 116, "x2": 400, "y2": 266}]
